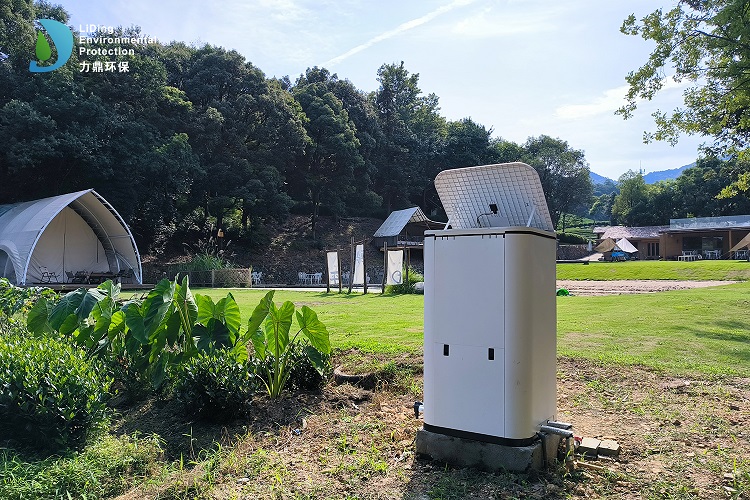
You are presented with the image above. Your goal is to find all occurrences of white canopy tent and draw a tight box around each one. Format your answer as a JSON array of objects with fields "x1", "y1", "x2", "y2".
[
  {"x1": 0, "y1": 189, "x2": 142, "y2": 285},
  {"x1": 616, "y1": 237, "x2": 638, "y2": 254}
]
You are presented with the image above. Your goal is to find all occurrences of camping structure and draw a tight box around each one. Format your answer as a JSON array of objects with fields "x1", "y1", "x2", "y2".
[
  {"x1": 0, "y1": 189, "x2": 142, "y2": 285},
  {"x1": 616, "y1": 237, "x2": 638, "y2": 255},
  {"x1": 730, "y1": 232, "x2": 750, "y2": 256},
  {"x1": 372, "y1": 207, "x2": 442, "y2": 249},
  {"x1": 594, "y1": 237, "x2": 638, "y2": 261}
]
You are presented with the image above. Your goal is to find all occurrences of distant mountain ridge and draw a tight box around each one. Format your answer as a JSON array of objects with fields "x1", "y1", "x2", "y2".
[{"x1": 590, "y1": 162, "x2": 697, "y2": 185}]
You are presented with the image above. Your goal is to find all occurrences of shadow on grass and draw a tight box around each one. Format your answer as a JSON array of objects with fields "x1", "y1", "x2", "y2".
[
  {"x1": 111, "y1": 390, "x2": 329, "y2": 460},
  {"x1": 400, "y1": 457, "x2": 572, "y2": 499},
  {"x1": 684, "y1": 322, "x2": 750, "y2": 363}
]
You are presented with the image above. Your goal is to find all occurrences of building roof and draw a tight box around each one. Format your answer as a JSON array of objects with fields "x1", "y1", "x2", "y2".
[
  {"x1": 373, "y1": 207, "x2": 438, "y2": 238},
  {"x1": 593, "y1": 225, "x2": 668, "y2": 240},
  {"x1": 667, "y1": 214, "x2": 750, "y2": 232},
  {"x1": 0, "y1": 189, "x2": 142, "y2": 284}
]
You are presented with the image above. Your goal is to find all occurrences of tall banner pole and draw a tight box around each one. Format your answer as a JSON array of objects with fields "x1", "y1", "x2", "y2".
[
  {"x1": 326, "y1": 249, "x2": 331, "y2": 294},
  {"x1": 407, "y1": 247, "x2": 412, "y2": 286},
  {"x1": 337, "y1": 246, "x2": 343, "y2": 293},
  {"x1": 348, "y1": 236, "x2": 354, "y2": 294},
  {"x1": 363, "y1": 239, "x2": 368, "y2": 295},
  {"x1": 382, "y1": 242, "x2": 387, "y2": 294}
]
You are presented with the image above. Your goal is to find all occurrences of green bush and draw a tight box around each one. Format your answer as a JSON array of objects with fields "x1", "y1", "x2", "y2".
[
  {"x1": 557, "y1": 232, "x2": 588, "y2": 244},
  {"x1": 0, "y1": 334, "x2": 112, "y2": 452},
  {"x1": 253, "y1": 340, "x2": 331, "y2": 392},
  {"x1": 0, "y1": 279, "x2": 57, "y2": 335},
  {"x1": 0, "y1": 433, "x2": 163, "y2": 500},
  {"x1": 385, "y1": 268, "x2": 424, "y2": 294},
  {"x1": 175, "y1": 350, "x2": 256, "y2": 422}
]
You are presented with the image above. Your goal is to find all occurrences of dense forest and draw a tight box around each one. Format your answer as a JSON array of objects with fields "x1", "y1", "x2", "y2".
[
  {"x1": 3, "y1": 1, "x2": 750, "y2": 258},
  {"x1": 1, "y1": 1, "x2": 595, "y2": 254}
]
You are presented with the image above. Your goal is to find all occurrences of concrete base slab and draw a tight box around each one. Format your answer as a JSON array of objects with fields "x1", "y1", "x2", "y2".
[{"x1": 416, "y1": 429, "x2": 562, "y2": 472}]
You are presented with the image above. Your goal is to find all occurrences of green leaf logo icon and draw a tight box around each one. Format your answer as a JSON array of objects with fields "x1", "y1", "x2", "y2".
[{"x1": 35, "y1": 31, "x2": 51, "y2": 62}]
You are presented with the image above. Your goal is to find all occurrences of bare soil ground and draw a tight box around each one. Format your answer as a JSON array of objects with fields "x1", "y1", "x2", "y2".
[
  {"x1": 114, "y1": 352, "x2": 750, "y2": 500},
  {"x1": 556, "y1": 280, "x2": 738, "y2": 296}
]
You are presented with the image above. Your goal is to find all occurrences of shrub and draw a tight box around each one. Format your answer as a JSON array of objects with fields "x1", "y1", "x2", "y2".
[
  {"x1": 557, "y1": 232, "x2": 588, "y2": 244},
  {"x1": 0, "y1": 279, "x2": 57, "y2": 335},
  {"x1": 253, "y1": 340, "x2": 331, "y2": 392},
  {"x1": 385, "y1": 268, "x2": 424, "y2": 294},
  {"x1": 0, "y1": 334, "x2": 112, "y2": 452},
  {"x1": 175, "y1": 350, "x2": 256, "y2": 422}
]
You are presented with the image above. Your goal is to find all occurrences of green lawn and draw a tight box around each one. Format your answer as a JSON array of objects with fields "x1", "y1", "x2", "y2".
[
  {"x1": 197, "y1": 289, "x2": 425, "y2": 353},
  {"x1": 199, "y1": 283, "x2": 750, "y2": 378},
  {"x1": 556, "y1": 259, "x2": 750, "y2": 281}
]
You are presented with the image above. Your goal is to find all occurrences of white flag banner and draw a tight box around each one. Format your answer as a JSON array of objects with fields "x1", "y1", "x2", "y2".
[
  {"x1": 387, "y1": 250, "x2": 404, "y2": 285},
  {"x1": 326, "y1": 251, "x2": 339, "y2": 285},
  {"x1": 353, "y1": 244, "x2": 365, "y2": 285}
]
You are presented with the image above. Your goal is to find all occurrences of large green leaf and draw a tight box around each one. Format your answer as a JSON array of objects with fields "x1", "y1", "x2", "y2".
[
  {"x1": 174, "y1": 275, "x2": 198, "y2": 334},
  {"x1": 143, "y1": 279, "x2": 175, "y2": 335},
  {"x1": 97, "y1": 279, "x2": 120, "y2": 301},
  {"x1": 250, "y1": 326, "x2": 266, "y2": 359},
  {"x1": 305, "y1": 344, "x2": 328, "y2": 376},
  {"x1": 27, "y1": 297, "x2": 53, "y2": 335},
  {"x1": 265, "y1": 301, "x2": 294, "y2": 355},
  {"x1": 124, "y1": 303, "x2": 147, "y2": 344},
  {"x1": 296, "y1": 306, "x2": 331, "y2": 354},
  {"x1": 246, "y1": 290, "x2": 275, "y2": 339},
  {"x1": 195, "y1": 317, "x2": 233, "y2": 351},
  {"x1": 195, "y1": 294, "x2": 215, "y2": 325},
  {"x1": 49, "y1": 288, "x2": 86, "y2": 330},
  {"x1": 76, "y1": 288, "x2": 107, "y2": 321},
  {"x1": 216, "y1": 293, "x2": 241, "y2": 340},
  {"x1": 108, "y1": 309, "x2": 127, "y2": 340}
]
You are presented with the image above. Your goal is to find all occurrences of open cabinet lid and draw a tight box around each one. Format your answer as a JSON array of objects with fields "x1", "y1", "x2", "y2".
[{"x1": 434, "y1": 162, "x2": 554, "y2": 232}]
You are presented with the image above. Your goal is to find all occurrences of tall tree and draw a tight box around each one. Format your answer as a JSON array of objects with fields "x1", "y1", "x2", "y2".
[
  {"x1": 294, "y1": 67, "x2": 383, "y2": 217},
  {"x1": 611, "y1": 171, "x2": 649, "y2": 226},
  {"x1": 372, "y1": 62, "x2": 426, "y2": 213},
  {"x1": 618, "y1": 1, "x2": 750, "y2": 150},
  {"x1": 522, "y1": 135, "x2": 593, "y2": 229},
  {"x1": 292, "y1": 79, "x2": 362, "y2": 239}
]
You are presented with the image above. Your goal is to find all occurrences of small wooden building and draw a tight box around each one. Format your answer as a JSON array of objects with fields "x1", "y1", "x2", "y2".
[{"x1": 372, "y1": 207, "x2": 442, "y2": 250}]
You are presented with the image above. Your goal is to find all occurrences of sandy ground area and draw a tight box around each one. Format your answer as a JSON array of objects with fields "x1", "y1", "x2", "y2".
[{"x1": 556, "y1": 279, "x2": 738, "y2": 296}]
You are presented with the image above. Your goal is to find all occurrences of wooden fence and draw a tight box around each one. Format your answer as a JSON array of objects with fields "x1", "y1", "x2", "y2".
[{"x1": 144, "y1": 267, "x2": 253, "y2": 288}]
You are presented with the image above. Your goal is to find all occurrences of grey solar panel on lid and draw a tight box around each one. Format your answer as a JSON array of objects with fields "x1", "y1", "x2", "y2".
[{"x1": 433, "y1": 162, "x2": 554, "y2": 232}]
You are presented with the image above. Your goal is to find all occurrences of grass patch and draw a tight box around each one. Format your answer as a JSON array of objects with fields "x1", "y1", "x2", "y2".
[
  {"x1": 0, "y1": 433, "x2": 164, "y2": 500},
  {"x1": 197, "y1": 289, "x2": 424, "y2": 354},
  {"x1": 557, "y1": 282, "x2": 750, "y2": 377},
  {"x1": 200, "y1": 283, "x2": 750, "y2": 378},
  {"x1": 556, "y1": 259, "x2": 750, "y2": 281}
]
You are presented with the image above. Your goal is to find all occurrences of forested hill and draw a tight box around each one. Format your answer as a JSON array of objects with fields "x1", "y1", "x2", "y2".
[{"x1": 0, "y1": 2, "x2": 593, "y2": 256}]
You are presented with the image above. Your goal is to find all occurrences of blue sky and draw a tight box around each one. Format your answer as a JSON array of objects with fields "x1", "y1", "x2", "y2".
[{"x1": 59, "y1": 0, "x2": 704, "y2": 180}]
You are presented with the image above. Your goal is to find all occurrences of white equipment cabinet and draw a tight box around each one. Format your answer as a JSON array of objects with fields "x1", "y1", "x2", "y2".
[{"x1": 423, "y1": 163, "x2": 557, "y2": 444}]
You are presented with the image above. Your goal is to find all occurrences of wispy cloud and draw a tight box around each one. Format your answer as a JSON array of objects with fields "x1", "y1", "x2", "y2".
[
  {"x1": 450, "y1": 5, "x2": 561, "y2": 37},
  {"x1": 321, "y1": 0, "x2": 478, "y2": 67},
  {"x1": 555, "y1": 78, "x2": 687, "y2": 120},
  {"x1": 555, "y1": 85, "x2": 629, "y2": 120}
]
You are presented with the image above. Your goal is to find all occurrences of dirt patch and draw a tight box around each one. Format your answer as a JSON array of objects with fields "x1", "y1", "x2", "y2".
[
  {"x1": 113, "y1": 356, "x2": 750, "y2": 499},
  {"x1": 556, "y1": 279, "x2": 738, "y2": 296}
]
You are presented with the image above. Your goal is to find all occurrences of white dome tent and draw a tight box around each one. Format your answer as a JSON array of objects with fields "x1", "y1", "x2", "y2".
[{"x1": 0, "y1": 189, "x2": 142, "y2": 285}]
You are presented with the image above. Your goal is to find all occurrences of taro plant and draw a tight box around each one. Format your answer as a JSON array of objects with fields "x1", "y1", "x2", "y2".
[
  {"x1": 247, "y1": 291, "x2": 331, "y2": 398},
  {"x1": 27, "y1": 277, "x2": 247, "y2": 391}
]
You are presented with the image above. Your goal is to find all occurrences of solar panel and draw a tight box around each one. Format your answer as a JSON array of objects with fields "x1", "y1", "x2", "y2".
[{"x1": 434, "y1": 163, "x2": 554, "y2": 232}]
